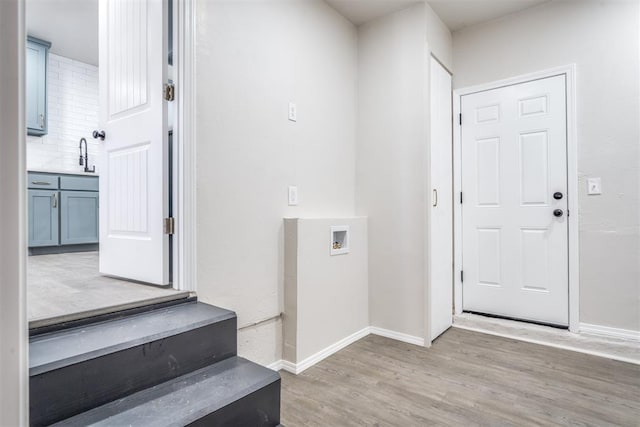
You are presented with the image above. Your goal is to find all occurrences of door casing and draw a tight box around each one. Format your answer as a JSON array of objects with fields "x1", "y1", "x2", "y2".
[{"x1": 452, "y1": 65, "x2": 579, "y2": 332}]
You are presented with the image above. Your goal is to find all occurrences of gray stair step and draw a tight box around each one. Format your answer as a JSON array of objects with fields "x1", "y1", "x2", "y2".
[
  {"x1": 30, "y1": 301, "x2": 237, "y2": 426},
  {"x1": 52, "y1": 356, "x2": 281, "y2": 427}
]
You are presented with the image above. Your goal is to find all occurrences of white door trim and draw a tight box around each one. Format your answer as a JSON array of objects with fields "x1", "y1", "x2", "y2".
[
  {"x1": 453, "y1": 64, "x2": 579, "y2": 332},
  {"x1": 0, "y1": 0, "x2": 28, "y2": 423},
  {"x1": 173, "y1": 0, "x2": 197, "y2": 292}
]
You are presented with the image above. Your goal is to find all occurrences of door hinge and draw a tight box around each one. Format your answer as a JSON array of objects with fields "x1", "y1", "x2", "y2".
[
  {"x1": 164, "y1": 217, "x2": 175, "y2": 235},
  {"x1": 460, "y1": 192, "x2": 463, "y2": 204},
  {"x1": 459, "y1": 113, "x2": 462, "y2": 125},
  {"x1": 163, "y1": 83, "x2": 175, "y2": 102},
  {"x1": 461, "y1": 270, "x2": 464, "y2": 282}
]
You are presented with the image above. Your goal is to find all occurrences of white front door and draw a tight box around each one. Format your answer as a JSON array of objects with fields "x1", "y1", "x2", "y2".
[
  {"x1": 430, "y1": 57, "x2": 453, "y2": 340},
  {"x1": 461, "y1": 75, "x2": 568, "y2": 326},
  {"x1": 98, "y1": 0, "x2": 169, "y2": 285}
]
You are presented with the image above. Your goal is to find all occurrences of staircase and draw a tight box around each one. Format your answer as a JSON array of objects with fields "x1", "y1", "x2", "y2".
[{"x1": 29, "y1": 299, "x2": 281, "y2": 426}]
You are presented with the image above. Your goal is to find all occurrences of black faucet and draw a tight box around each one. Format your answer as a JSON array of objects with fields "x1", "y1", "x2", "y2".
[{"x1": 79, "y1": 138, "x2": 95, "y2": 173}]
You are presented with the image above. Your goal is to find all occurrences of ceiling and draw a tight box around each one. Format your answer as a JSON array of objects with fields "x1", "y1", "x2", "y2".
[
  {"x1": 326, "y1": 0, "x2": 551, "y2": 30},
  {"x1": 325, "y1": 0, "x2": 421, "y2": 26},
  {"x1": 427, "y1": 0, "x2": 550, "y2": 31},
  {"x1": 26, "y1": 0, "x2": 99, "y2": 65}
]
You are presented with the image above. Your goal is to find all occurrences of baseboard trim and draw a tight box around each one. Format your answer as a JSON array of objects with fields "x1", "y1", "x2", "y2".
[
  {"x1": 369, "y1": 326, "x2": 425, "y2": 347},
  {"x1": 270, "y1": 326, "x2": 425, "y2": 374},
  {"x1": 453, "y1": 324, "x2": 639, "y2": 365},
  {"x1": 579, "y1": 323, "x2": 640, "y2": 341},
  {"x1": 280, "y1": 327, "x2": 370, "y2": 375},
  {"x1": 267, "y1": 360, "x2": 284, "y2": 371}
]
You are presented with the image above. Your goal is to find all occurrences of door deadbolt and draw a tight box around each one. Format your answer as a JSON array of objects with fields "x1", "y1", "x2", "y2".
[{"x1": 553, "y1": 192, "x2": 563, "y2": 200}]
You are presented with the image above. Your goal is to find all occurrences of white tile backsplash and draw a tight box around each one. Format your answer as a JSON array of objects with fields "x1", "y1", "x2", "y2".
[{"x1": 27, "y1": 53, "x2": 100, "y2": 174}]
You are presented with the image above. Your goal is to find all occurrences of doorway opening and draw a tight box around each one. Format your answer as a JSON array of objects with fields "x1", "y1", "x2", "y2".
[
  {"x1": 451, "y1": 65, "x2": 580, "y2": 333},
  {"x1": 25, "y1": 0, "x2": 189, "y2": 330}
]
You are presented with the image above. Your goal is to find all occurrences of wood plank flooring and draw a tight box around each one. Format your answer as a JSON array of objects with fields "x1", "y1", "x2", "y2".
[{"x1": 281, "y1": 328, "x2": 640, "y2": 426}]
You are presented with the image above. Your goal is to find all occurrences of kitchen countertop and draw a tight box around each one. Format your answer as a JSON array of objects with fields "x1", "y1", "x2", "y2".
[{"x1": 28, "y1": 168, "x2": 99, "y2": 177}]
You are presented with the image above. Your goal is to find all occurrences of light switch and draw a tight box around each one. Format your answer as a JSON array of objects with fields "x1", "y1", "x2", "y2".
[
  {"x1": 288, "y1": 102, "x2": 297, "y2": 122},
  {"x1": 288, "y1": 186, "x2": 298, "y2": 206},
  {"x1": 587, "y1": 177, "x2": 602, "y2": 195}
]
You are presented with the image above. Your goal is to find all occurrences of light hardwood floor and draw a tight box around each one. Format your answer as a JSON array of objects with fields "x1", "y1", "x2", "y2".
[{"x1": 281, "y1": 328, "x2": 640, "y2": 426}]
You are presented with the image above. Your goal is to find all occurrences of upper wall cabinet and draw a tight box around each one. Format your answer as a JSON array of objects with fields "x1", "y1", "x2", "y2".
[{"x1": 26, "y1": 36, "x2": 51, "y2": 136}]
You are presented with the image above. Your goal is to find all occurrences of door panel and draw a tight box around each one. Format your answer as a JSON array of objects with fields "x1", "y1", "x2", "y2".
[
  {"x1": 429, "y1": 58, "x2": 453, "y2": 340},
  {"x1": 99, "y1": 0, "x2": 169, "y2": 284},
  {"x1": 461, "y1": 75, "x2": 568, "y2": 326}
]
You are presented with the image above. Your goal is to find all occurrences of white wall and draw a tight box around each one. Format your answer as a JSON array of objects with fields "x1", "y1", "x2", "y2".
[
  {"x1": 27, "y1": 53, "x2": 100, "y2": 174},
  {"x1": 283, "y1": 217, "x2": 368, "y2": 364},
  {"x1": 425, "y1": 3, "x2": 452, "y2": 71},
  {"x1": 453, "y1": 0, "x2": 640, "y2": 331},
  {"x1": 356, "y1": 3, "x2": 429, "y2": 339},
  {"x1": 195, "y1": 0, "x2": 358, "y2": 365},
  {"x1": 0, "y1": 0, "x2": 28, "y2": 424}
]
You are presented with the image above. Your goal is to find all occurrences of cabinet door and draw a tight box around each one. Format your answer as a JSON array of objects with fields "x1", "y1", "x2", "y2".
[
  {"x1": 28, "y1": 190, "x2": 59, "y2": 247},
  {"x1": 60, "y1": 191, "x2": 99, "y2": 245},
  {"x1": 26, "y1": 37, "x2": 49, "y2": 136}
]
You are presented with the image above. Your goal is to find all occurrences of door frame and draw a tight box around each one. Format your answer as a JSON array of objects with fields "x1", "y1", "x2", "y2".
[
  {"x1": 452, "y1": 64, "x2": 579, "y2": 332},
  {"x1": 172, "y1": 0, "x2": 197, "y2": 292},
  {"x1": 1, "y1": 0, "x2": 28, "y2": 423}
]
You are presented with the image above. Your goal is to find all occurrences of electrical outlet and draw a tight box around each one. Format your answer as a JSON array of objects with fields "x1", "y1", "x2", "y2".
[
  {"x1": 587, "y1": 177, "x2": 602, "y2": 195},
  {"x1": 288, "y1": 186, "x2": 298, "y2": 206}
]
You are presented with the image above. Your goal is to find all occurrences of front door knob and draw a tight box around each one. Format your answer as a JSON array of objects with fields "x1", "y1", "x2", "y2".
[
  {"x1": 553, "y1": 209, "x2": 564, "y2": 217},
  {"x1": 553, "y1": 192, "x2": 563, "y2": 200}
]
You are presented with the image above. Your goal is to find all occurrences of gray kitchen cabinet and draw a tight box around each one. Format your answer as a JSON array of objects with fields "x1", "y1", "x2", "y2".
[
  {"x1": 60, "y1": 191, "x2": 99, "y2": 245},
  {"x1": 28, "y1": 172, "x2": 99, "y2": 250},
  {"x1": 28, "y1": 189, "x2": 59, "y2": 247},
  {"x1": 26, "y1": 36, "x2": 51, "y2": 136}
]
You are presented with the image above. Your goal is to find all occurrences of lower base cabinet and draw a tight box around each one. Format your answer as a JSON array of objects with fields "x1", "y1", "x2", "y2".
[{"x1": 28, "y1": 172, "x2": 99, "y2": 250}]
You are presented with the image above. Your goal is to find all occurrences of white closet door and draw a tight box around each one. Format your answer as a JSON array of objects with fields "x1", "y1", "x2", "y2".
[
  {"x1": 461, "y1": 75, "x2": 568, "y2": 326},
  {"x1": 430, "y1": 57, "x2": 453, "y2": 341},
  {"x1": 98, "y1": 0, "x2": 169, "y2": 284}
]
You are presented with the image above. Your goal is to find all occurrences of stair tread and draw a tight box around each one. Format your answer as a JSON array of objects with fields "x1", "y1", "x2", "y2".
[
  {"x1": 52, "y1": 356, "x2": 280, "y2": 427},
  {"x1": 30, "y1": 302, "x2": 235, "y2": 375}
]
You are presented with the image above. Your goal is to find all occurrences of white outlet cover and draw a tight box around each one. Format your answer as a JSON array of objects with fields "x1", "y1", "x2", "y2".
[
  {"x1": 587, "y1": 177, "x2": 602, "y2": 195},
  {"x1": 288, "y1": 186, "x2": 298, "y2": 206},
  {"x1": 288, "y1": 102, "x2": 297, "y2": 122}
]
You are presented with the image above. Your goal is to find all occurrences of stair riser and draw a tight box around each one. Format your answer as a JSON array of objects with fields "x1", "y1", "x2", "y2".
[
  {"x1": 187, "y1": 379, "x2": 281, "y2": 427},
  {"x1": 30, "y1": 317, "x2": 237, "y2": 427}
]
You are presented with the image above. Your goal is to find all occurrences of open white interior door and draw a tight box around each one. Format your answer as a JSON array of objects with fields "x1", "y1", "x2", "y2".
[
  {"x1": 98, "y1": 0, "x2": 169, "y2": 285},
  {"x1": 430, "y1": 57, "x2": 453, "y2": 341}
]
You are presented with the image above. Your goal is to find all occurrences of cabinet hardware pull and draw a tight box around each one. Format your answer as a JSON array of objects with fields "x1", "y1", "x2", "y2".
[
  {"x1": 32, "y1": 181, "x2": 51, "y2": 185},
  {"x1": 52, "y1": 193, "x2": 57, "y2": 208},
  {"x1": 433, "y1": 189, "x2": 438, "y2": 207}
]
